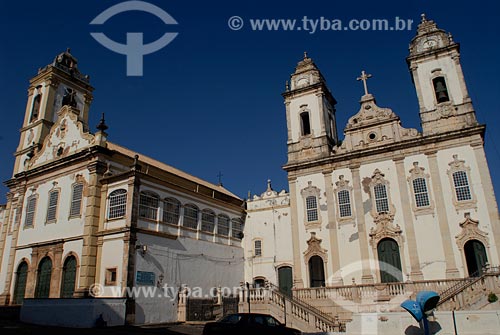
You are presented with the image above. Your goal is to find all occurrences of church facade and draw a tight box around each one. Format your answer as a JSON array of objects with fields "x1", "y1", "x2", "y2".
[
  {"x1": 0, "y1": 50, "x2": 246, "y2": 325},
  {"x1": 244, "y1": 15, "x2": 500, "y2": 292}
]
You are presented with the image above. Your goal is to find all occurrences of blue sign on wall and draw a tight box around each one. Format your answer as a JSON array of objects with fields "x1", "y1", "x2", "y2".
[{"x1": 136, "y1": 271, "x2": 155, "y2": 286}]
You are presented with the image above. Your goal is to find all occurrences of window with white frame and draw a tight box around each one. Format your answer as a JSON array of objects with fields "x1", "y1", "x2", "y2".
[
  {"x1": 254, "y1": 240, "x2": 262, "y2": 257},
  {"x1": 374, "y1": 184, "x2": 389, "y2": 213},
  {"x1": 338, "y1": 190, "x2": 352, "y2": 217},
  {"x1": 412, "y1": 177, "x2": 430, "y2": 207},
  {"x1": 453, "y1": 171, "x2": 472, "y2": 202},
  {"x1": 306, "y1": 196, "x2": 318, "y2": 222},
  {"x1": 139, "y1": 191, "x2": 160, "y2": 220},
  {"x1": 231, "y1": 218, "x2": 244, "y2": 239},
  {"x1": 25, "y1": 195, "x2": 37, "y2": 227},
  {"x1": 217, "y1": 214, "x2": 230, "y2": 236},
  {"x1": 69, "y1": 183, "x2": 84, "y2": 217},
  {"x1": 163, "y1": 198, "x2": 180, "y2": 225},
  {"x1": 108, "y1": 189, "x2": 127, "y2": 219},
  {"x1": 46, "y1": 190, "x2": 59, "y2": 222},
  {"x1": 201, "y1": 210, "x2": 215, "y2": 233},
  {"x1": 183, "y1": 205, "x2": 199, "y2": 229}
]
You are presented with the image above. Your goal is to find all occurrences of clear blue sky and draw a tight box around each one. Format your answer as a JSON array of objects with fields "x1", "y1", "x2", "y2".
[{"x1": 1, "y1": 0, "x2": 500, "y2": 204}]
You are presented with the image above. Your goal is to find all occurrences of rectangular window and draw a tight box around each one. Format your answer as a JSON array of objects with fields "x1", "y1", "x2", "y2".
[
  {"x1": 25, "y1": 196, "x2": 37, "y2": 227},
  {"x1": 105, "y1": 268, "x2": 117, "y2": 286},
  {"x1": 183, "y1": 206, "x2": 199, "y2": 229},
  {"x1": 201, "y1": 211, "x2": 215, "y2": 233},
  {"x1": 413, "y1": 178, "x2": 430, "y2": 207},
  {"x1": 374, "y1": 184, "x2": 389, "y2": 213},
  {"x1": 306, "y1": 196, "x2": 318, "y2": 222},
  {"x1": 139, "y1": 193, "x2": 159, "y2": 220},
  {"x1": 254, "y1": 240, "x2": 262, "y2": 257},
  {"x1": 46, "y1": 190, "x2": 59, "y2": 222},
  {"x1": 70, "y1": 183, "x2": 83, "y2": 217},
  {"x1": 163, "y1": 199, "x2": 180, "y2": 225},
  {"x1": 338, "y1": 190, "x2": 352, "y2": 217},
  {"x1": 232, "y1": 219, "x2": 243, "y2": 239},
  {"x1": 453, "y1": 171, "x2": 472, "y2": 201}
]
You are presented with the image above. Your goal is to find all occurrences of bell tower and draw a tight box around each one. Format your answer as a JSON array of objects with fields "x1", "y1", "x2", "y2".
[
  {"x1": 407, "y1": 14, "x2": 478, "y2": 135},
  {"x1": 13, "y1": 49, "x2": 94, "y2": 175},
  {"x1": 282, "y1": 53, "x2": 338, "y2": 165}
]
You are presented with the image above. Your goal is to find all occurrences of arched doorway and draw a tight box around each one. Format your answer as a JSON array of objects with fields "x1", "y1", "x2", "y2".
[
  {"x1": 253, "y1": 278, "x2": 266, "y2": 288},
  {"x1": 35, "y1": 257, "x2": 52, "y2": 298},
  {"x1": 464, "y1": 240, "x2": 488, "y2": 277},
  {"x1": 278, "y1": 266, "x2": 293, "y2": 296},
  {"x1": 13, "y1": 262, "x2": 28, "y2": 304},
  {"x1": 377, "y1": 238, "x2": 403, "y2": 283},
  {"x1": 60, "y1": 256, "x2": 77, "y2": 298},
  {"x1": 308, "y1": 256, "x2": 325, "y2": 287}
]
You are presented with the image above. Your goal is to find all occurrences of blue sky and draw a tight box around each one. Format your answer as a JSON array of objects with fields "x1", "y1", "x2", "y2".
[{"x1": 1, "y1": 0, "x2": 500, "y2": 204}]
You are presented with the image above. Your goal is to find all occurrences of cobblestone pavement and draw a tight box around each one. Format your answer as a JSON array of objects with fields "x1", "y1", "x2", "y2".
[{"x1": 0, "y1": 319, "x2": 205, "y2": 335}]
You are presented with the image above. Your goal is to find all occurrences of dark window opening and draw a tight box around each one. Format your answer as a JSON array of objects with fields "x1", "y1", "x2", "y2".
[
  {"x1": 433, "y1": 77, "x2": 450, "y2": 103},
  {"x1": 300, "y1": 112, "x2": 311, "y2": 136}
]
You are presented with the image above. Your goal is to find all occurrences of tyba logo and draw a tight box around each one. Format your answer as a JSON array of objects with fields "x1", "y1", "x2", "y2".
[{"x1": 90, "y1": 1, "x2": 178, "y2": 76}]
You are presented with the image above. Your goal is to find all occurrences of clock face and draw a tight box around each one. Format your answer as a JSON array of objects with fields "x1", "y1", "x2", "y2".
[{"x1": 422, "y1": 38, "x2": 438, "y2": 50}]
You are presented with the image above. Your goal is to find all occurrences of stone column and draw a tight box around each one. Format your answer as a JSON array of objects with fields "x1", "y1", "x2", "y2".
[
  {"x1": 394, "y1": 157, "x2": 424, "y2": 280},
  {"x1": 125, "y1": 173, "x2": 140, "y2": 325},
  {"x1": 350, "y1": 166, "x2": 374, "y2": 283},
  {"x1": 323, "y1": 171, "x2": 342, "y2": 284},
  {"x1": 426, "y1": 151, "x2": 459, "y2": 278},
  {"x1": 471, "y1": 142, "x2": 500, "y2": 264},
  {"x1": 49, "y1": 244, "x2": 64, "y2": 298},
  {"x1": 289, "y1": 177, "x2": 304, "y2": 288},
  {"x1": 0, "y1": 193, "x2": 14, "y2": 304},
  {"x1": 74, "y1": 161, "x2": 106, "y2": 297}
]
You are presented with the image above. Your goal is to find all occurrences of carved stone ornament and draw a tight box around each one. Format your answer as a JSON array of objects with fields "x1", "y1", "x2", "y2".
[
  {"x1": 436, "y1": 101, "x2": 456, "y2": 119},
  {"x1": 369, "y1": 212, "x2": 403, "y2": 248},
  {"x1": 455, "y1": 213, "x2": 489, "y2": 250},
  {"x1": 345, "y1": 95, "x2": 397, "y2": 130},
  {"x1": 303, "y1": 232, "x2": 328, "y2": 262}
]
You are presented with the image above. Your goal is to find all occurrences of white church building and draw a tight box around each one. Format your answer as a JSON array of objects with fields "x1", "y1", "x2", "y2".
[{"x1": 0, "y1": 13, "x2": 499, "y2": 332}]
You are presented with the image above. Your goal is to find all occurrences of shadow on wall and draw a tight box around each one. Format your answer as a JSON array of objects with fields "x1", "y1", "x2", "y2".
[{"x1": 405, "y1": 321, "x2": 442, "y2": 335}]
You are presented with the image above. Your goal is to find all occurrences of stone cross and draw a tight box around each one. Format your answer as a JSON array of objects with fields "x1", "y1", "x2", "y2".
[
  {"x1": 357, "y1": 70, "x2": 372, "y2": 95},
  {"x1": 217, "y1": 171, "x2": 223, "y2": 185}
]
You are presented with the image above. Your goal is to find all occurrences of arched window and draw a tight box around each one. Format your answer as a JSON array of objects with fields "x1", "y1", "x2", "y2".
[
  {"x1": 231, "y1": 218, "x2": 244, "y2": 239},
  {"x1": 25, "y1": 195, "x2": 37, "y2": 228},
  {"x1": 253, "y1": 278, "x2": 266, "y2": 288},
  {"x1": 433, "y1": 77, "x2": 449, "y2": 103},
  {"x1": 60, "y1": 256, "x2": 77, "y2": 298},
  {"x1": 217, "y1": 215, "x2": 230, "y2": 236},
  {"x1": 201, "y1": 210, "x2": 215, "y2": 233},
  {"x1": 305, "y1": 196, "x2": 318, "y2": 222},
  {"x1": 183, "y1": 205, "x2": 199, "y2": 229},
  {"x1": 374, "y1": 184, "x2": 389, "y2": 213},
  {"x1": 254, "y1": 240, "x2": 262, "y2": 257},
  {"x1": 377, "y1": 238, "x2": 403, "y2": 283},
  {"x1": 139, "y1": 191, "x2": 160, "y2": 220},
  {"x1": 412, "y1": 177, "x2": 430, "y2": 208},
  {"x1": 453, "y1": 171, "x2": 472, "y2": 202},
  {"x1": 308, "y1": 256, "x2": 325, "y2": 288},
  {"x1": 13, "y1": 261, "x2": 28, "y2": 304},
  {"x1": 163, "y1": 198, "x2": 180, "y2": 225},
  {"x1": 70, "y1": 183, "x2": 84, "y2": 217},
  {"x1": 108, "y1": 189, "x2": 127, "y2": 219},
  {"x1": 35, "y1": 257, "x2": 52, "y2": 298},
  {"x1": 46, "y1": 190, "x2": 60, "y2": 222},
  {"x1": 300, "y1": 112, "x2": 311, "y2": 136}
]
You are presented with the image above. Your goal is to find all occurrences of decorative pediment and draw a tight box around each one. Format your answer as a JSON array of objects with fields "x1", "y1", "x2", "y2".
[
  {"x1": 408, "y1": 162, "x2": 427, "y2": 178},
  {"x1": 455, "y1": 213, "x2": 489, "y2": 250},
  {"x1": 28, "y1": 105, "x2": 96, "y2": 169},
  {"x1": 345, "y1": 95, "x2": 397, "y2": 130},
  {"x1": 370, "y1": 169, "x2": 386, "y2": 185},
  {"x1": 335, "y1": 175, "x2": 350, "y2": 189},
  {"x1": 369, "y1": 212, "x2": 402, "y2": 248},
  {"x1": 303, "y1": 232, "x2": 328, "y2": 261}
]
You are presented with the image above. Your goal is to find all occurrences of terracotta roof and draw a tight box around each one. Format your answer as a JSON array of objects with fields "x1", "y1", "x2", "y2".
[{"x1": 107, "y1": 142, "x2": 241, "y2": 200}]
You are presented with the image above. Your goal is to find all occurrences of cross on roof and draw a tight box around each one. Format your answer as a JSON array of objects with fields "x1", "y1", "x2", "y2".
[
  {"x1": 217, "y1": 171, "x2": 223, "y2": 186},
  {"x1": 357, "y1": 70, "x2": 372, "y2": 95}
]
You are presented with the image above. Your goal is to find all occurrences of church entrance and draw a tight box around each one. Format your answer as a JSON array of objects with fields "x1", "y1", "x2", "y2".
[
  {"x1": 464, "y1": 240, "x2": 488, "y2": 277},
  {"x1": 377, "y1": 238, "x2": 403, "y2": 283},
  {"x1": 13, "y1": 261, "x2": 28, "y2": 304},
  {"x1": 60, "y1": 256, "x2": 77, "y2": 298},
  {"x1": 35, "y1": 257, "x2": 52, "y2": 298},
  {"x1": 278, "y1": 266, "x2": 293, "y2": 296},
  {"x1": 308, "y1": 256, "x2": 325, "y2": 287}
]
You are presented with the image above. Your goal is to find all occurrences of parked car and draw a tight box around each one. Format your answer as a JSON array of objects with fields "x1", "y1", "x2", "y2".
[{"x1": 202, "y1": 313, "x2": 302, "y2": 335}]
